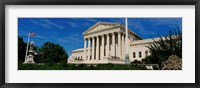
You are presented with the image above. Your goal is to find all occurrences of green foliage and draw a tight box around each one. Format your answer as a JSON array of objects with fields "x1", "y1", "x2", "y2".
[
  {"x1": 131, "y1": 60, "x2": 142, "y2": 64},
  {"x1": 18, "y1": 36, "x2": 40, "y2": 63},
  {"x1": 18, "y1": 63, "x2": 147, "y2": 70},
  {"x1": 37, "y1": 42, "x2": 68, "y2": 63},
  {"x1": 18, "y1": 63, "x2": 66, "y2": 70},
  {"x1": 32, "y1": 46, "x2": 42, "y2": 63},
  {"x1": 144, "y1": 29, "x2": 182, "y2": 66},
  {"x1": 18, "y1": 36, "x2": 69, "y2": 64},
  {"x1": 152, "y1": 66, "x2": 160, "y2": 70},
  {"x1": 18, "y1": 36, "x2": 26, "y2": 63}
]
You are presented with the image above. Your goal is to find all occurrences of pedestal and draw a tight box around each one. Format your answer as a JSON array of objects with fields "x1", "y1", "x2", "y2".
[{"x1": 125, "y1": 54, "x2": 130, "y2": 64}]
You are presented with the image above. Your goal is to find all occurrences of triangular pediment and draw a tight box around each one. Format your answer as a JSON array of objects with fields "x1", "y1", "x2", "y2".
[{"x1": 83, "y1": 22, "x2": 120, "y2": 35}]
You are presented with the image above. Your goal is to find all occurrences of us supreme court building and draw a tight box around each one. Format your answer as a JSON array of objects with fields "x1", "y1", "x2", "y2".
[{"x1": 68, "y1": 22, "x2": 160, "y2": 64}]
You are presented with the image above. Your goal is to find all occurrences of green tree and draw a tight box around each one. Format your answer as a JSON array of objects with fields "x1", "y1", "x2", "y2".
[
  {"x1": 18, "y1": 36, "x2": 39, "y2": 63},
  {"x1": 38, "y1": 42, "x2": 68, "y2": 63},
  {"x1": 33, "y1": 46, "x2": 42, "y2": 63},
  {"x1": 18, "y1": 36, "x2": 26, "y2": 63},
  {"x1": 144, "y1": 29, "x2": 182, "y2": 66}
]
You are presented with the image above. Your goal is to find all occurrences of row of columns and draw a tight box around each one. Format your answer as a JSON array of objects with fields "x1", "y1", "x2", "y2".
[{"x1": 83, "y1": 32, "x2": 126, "y2": 61}]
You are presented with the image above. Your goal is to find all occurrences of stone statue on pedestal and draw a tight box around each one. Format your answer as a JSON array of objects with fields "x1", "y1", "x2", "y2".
[{"x1": 24, "y1": 41, "x2": 37, "y2": 64}]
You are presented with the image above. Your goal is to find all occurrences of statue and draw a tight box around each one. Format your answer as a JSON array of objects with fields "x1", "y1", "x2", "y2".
[{"x1": 23, "y1": 41, "x2": 37, "y2": 64}]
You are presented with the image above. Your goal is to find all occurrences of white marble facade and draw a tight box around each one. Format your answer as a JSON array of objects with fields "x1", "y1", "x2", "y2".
[{"x1": 68, "y1": 22, "x2": 158, "y2": 64}]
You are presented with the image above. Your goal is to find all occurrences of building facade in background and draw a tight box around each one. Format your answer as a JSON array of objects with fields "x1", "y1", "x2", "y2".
[{"x1": 68, "y1": 22, "x2": 160, "y2": 64}]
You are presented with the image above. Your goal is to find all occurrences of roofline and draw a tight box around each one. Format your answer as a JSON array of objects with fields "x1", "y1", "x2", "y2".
[
  {"x1": 72, "y1": 48, "x2": 84, "y2": 53},
  {"x1": 130, "y1": 36, "x2": 176, "y2": 46},
  {"x1": 119, "y1": 24, "x2": 143, "y2": 39},
  {"x1": 83, "y1": 22, "x2": 121, "y2": 35},
  {"x1": 130, "y1": 37, "x2": 160, "y2": 46},
  {"x1": 82, "y1": 22, "x2": 143, "y2": 40},
  {"x1": 83, "y1": 25, "x2": 120, "y2": 36}
]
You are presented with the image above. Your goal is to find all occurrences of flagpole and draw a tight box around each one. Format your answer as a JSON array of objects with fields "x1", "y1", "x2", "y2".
[
  {"x1": 125, "y1": 18, "x2": 130, "y2": 64},
  {"x1": 125, "y1": 18, "x2": 128, "y2": 55},
  {"x1": 24, "y1": 32, "x2": 30, "y2": 63}
]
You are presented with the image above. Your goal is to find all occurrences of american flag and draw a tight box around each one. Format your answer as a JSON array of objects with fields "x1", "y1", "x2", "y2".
[{"x1": 30, "y1": 32, "x2": 36, "y2": 36}]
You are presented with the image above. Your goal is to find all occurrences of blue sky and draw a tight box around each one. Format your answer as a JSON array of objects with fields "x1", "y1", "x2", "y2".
[{"x1": 18, "y1": 18, "x2": 182, "y2": 56}]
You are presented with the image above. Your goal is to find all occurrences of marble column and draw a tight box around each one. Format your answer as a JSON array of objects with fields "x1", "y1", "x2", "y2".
[
  {"x1": 124, "y1": 34, "x2": 126, "y2": 59},
  {"x1": 83, "y1": 38, "x2": 87, "y2": 60},
  {"x1": 87, "y1": 38, "x2": 91, "y2": 60},
  {"x1": 106, "y1": 34, "x2": 110, "y2": 56},
  {"x1": 96, "y1": 36, "x2": 99, "y2": 60},
  {"x1": 92, "y1": 37, "x2": 95, "y2": 60},
  {"x1": 101, "y1": 35, "x2": 105, "y2": 59},
  {"x1": 122, "y1": 34, "x2": 125, "y2": 59},
  {"x1": 118, "y1": 32, "x2": 121, "y2": 59},
  {"x1": 112, "y1": 33, "x2": 115, "y2": 57}
]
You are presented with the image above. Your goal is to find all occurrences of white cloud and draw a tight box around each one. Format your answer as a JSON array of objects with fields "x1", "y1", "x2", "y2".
[
  {"x1": 31, "y1": 19, "x2": 65, "y2": 29},
  {"x1": 148, "y1": 19, "x2": 181, "y2": 28},
  {"x1": 87, "y1": 18, "x2": 98, "y2": 22},
  {"x1": 55, "y1": 37, "x2": 81, "y2": 44},
  {"x1": 111, "y1": 18, "x2": 125, "y2": 23},
  {"x1": 53, "y1": 33, "x2": 83, "y2": 44},
  {"x1": 129, "y1": 22, "x2": 156, "y2": 36},
  {"x1": 31, "y1": 19, "x2": 52, "y2": 29},
  {"x1": 66, "y1": 21, "x2": 93, "y2": 28},
  {"x1": 44, "y1": 19, "x2": 64, "y2": 29},
  {"x1": 82, "y1": 23, "x2": 92, "y2": 27},
  {"x1": 33, "y1": 35, "x2": 47, "y2": 39},
  {"x1": 66, "y1": 21, "x2": 79, "y2": 28}
]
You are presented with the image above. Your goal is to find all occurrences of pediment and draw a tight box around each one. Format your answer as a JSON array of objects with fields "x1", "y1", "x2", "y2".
[{"x1": 83, "y1": 22, "x2": 120, "y2": 35}]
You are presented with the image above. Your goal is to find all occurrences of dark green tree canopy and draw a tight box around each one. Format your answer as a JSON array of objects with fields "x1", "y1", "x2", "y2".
[
  {"x1": 18, "y1": 36, "x2": 26, "y2": 63},
  {"x1": 38, "y1": 42, "x2": 68, "y2": 63}
]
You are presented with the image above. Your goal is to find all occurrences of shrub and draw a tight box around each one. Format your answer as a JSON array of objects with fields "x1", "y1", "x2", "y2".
[
  {"x1": 161, "y1": 55, "x2": 182, "y2": 70},
  {"x1": 144, "y1": 29, "x2": 182, "y2": 68},
  {"x1": 19, "y1": 63, "x2": 148, "y2": 70}
]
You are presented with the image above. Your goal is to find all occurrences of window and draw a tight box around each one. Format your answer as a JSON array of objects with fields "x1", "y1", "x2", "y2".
[
  {"x1": 139, "y1": 52, "x2": 142, "y2": 58},
  {"x1": 133, "y1": 52, "x2": 136, "y2": 58},
  {"x1": 145, "y1": 51, "x2": 148, "y2": 57}
]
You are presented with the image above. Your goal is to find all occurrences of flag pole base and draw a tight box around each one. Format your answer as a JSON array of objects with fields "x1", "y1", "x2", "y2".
[{"x1": 125, "y1": 54, "x2": 130, "y2": 64}]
